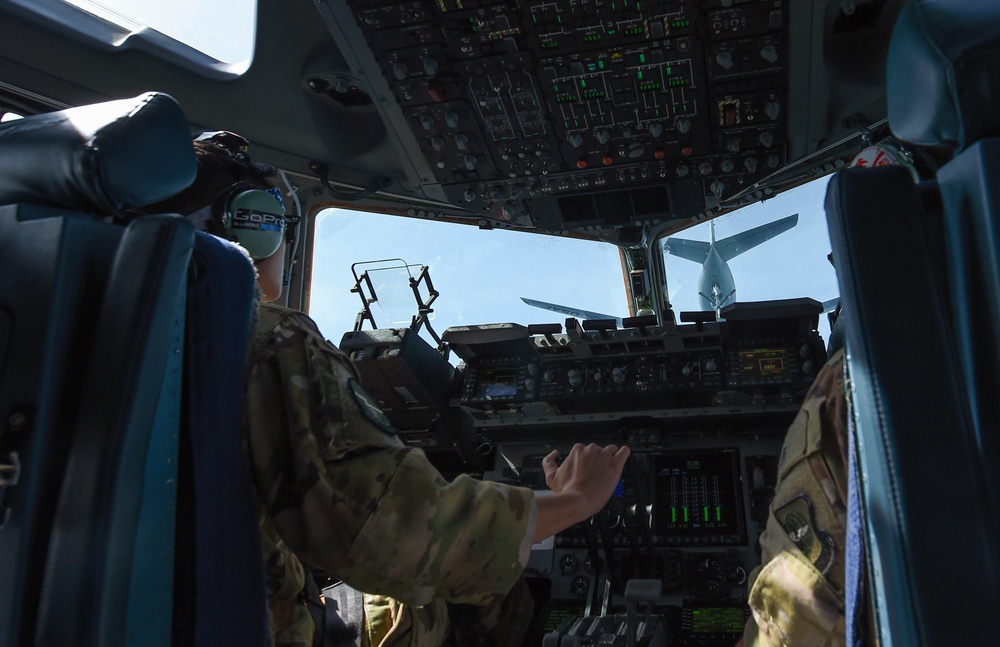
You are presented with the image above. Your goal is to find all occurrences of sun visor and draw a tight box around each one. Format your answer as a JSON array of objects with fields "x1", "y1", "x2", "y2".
[{"x1": 0, "y1": 92, "x2": 196, "y2": 216}]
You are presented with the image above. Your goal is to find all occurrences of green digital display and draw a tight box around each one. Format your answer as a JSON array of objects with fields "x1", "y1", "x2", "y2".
[{"x1": 691, "y1": 607, "x2": 745, "y2": 633}]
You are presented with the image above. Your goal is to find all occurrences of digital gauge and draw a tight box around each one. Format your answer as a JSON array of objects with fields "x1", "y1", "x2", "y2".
[
  {"x1": 652, "y1": 449, "x2": 745, "y2": 545},
  {"x1": 737, "y1": 348, "x2": 788, "y2": 381}
]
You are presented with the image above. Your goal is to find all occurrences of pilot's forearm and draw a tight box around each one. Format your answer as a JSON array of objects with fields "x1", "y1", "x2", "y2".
[{"x1": 534, "y1": 490, "x2": 590, "y2": 543}]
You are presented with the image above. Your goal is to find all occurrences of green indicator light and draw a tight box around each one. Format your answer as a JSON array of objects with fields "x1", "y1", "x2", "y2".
[
  {"x1": 599, "y1": 60, "x2": 605, "y2": 69},
  {"x1": 666, "y1": 66, "x2": 672, "y2": 75},
  {"x1": 672, "y1": 508, "x2": 677, "y2": 522},
  {"x1": 580, "y1": 79, "x2": 587, "y2": 87},
  {"x1": 640, "y1": 53, "x2": 646, "y2": 63},
  {"x1": 684, "y1": 507, "x2": 689, "y2": 522},
  {"x1": 557, "y1": 15, "x2": 562, "y2": 22},
  {"x1": 704, "y1": 507, "x2": 709, "y2": 521},
  {"x1": 716, "y1": 507, "x2": 722, "y2": 521},
  {"x1": 638, "y1": 70, "x2": 643, "y2": 79},
  {"x1": 553, "y1": 84, "x2": 559, "y2": 92}
]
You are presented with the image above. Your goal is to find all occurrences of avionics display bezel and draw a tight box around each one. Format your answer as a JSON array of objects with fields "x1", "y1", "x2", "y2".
[
  {"x1": 736, "y1": 347, "x2": 791, "y2": 383},
  {"x1": 652, "y1": 449, "x2": 746, "y2": 545}
]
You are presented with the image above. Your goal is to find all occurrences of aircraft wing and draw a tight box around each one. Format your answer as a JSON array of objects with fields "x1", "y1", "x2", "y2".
[
  {"x1": 662, "y1": 237, "x2": 711, "y2": 264},
  {"x1": 520, "y1": 297, "x2": 623, "y2": 326},
  {"x1": 716, "y1": 213, "x2": 799, "y2": 262}
]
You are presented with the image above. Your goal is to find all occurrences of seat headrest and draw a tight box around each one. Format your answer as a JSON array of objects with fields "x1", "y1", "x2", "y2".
[
  {"x1": 0, "y1": 92, "x2": 196, "y2": 217},
  {"x1": 887, "y1": 0, "x2": 1000, "y2": 151}
]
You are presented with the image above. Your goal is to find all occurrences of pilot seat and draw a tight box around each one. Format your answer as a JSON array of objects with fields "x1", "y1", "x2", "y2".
[{"x1": 0, "y1": 93, "x2": 268, "y2": 646}]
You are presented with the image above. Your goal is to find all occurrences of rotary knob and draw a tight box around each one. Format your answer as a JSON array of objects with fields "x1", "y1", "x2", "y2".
[
  {"x1": 567, "y1": 369, "x2": 583, "y2": 387},
  {"x1": 560, "y1": 554, "x2": 580, "y2": 575},
  {"x1": 612, "y1": 367, "x2": 626, "y2": 385}
]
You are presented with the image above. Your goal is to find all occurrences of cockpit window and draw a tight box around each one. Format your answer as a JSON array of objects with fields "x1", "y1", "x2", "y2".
[
  {"x1": 309, "y1": 176, "x2": 839, "y2": 352},
  {"x1": 18, "y1": 0, "x2": 256, "y2": 74},
  {"x1": 659, "y1": 175, "x2": 839, "y2": 342},
  {"x1": 308, "y1": 211, "x2": 626, "y2": 350}
]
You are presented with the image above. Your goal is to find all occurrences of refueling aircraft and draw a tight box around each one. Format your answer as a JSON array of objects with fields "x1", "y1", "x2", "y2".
[{"x1": 663, "y1": 213, "x2": 798, "y2": 316}]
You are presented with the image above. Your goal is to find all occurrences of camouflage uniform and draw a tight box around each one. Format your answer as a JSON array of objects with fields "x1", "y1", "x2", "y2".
[
  {"x1": 244, "y1": 303, "x2": 538, "y2": 646},
  {"x1": 743, "y1": 350, "x2": 849, "y2": 647}
]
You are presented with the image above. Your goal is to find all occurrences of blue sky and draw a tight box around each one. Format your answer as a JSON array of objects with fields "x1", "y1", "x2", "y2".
[{"x1": 307, "y1": 175, "x2": 838, "y2": 351}]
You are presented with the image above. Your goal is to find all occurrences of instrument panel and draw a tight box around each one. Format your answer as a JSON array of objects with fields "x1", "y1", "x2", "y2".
[
  {"x1": 341, "y1": 299, "x2": 825, "y2": 645},
  {"x1": 335, "y1": 0, "x2": 790, "y2": 232}
]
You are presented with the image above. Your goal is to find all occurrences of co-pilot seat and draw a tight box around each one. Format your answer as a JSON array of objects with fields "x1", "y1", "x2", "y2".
[
  {"x1": 0, "y1": 93, "x2": 267, "y2": 646},
  {"x1": 825, "y1": 0, "x2": 1000, "y2": 644}
]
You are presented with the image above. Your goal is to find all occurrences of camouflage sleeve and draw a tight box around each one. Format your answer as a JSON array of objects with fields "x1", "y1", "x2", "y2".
[
  {"x1": 743, "y1": 349, "x2": 849, "y2": 647},
  {"x1": 245, "y1": 305, "x2": 537, "y2": 610}
]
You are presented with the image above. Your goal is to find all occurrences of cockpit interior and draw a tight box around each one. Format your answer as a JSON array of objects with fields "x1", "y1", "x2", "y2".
[{"x1": 1, "y1": 0, "x2": 999, "y2": 645}]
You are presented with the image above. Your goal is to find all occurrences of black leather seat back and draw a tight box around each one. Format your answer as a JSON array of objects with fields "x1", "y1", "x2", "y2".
[{"x1": 826, "y1": 0, "x2": 1000, "y2": 643}]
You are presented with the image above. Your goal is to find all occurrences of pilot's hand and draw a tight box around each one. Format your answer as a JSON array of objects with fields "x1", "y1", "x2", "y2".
[{"x1": 542, "y1": 443, "x2": 630, "y2": 517}]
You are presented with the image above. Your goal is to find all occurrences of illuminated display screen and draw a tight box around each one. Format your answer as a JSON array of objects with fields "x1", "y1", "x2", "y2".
[
  {"x1": 653, "y1": 450, "x2": 742, "y2": 539},
  {"x1": 475, "y1": 370, "x2": 519, "y2": 399},
  {"x1": 690, "y1": 607, "x2": 745, "y2": 633},
  {"x1": 737, "y1": 348, "x2": 789, "y2": 381}
]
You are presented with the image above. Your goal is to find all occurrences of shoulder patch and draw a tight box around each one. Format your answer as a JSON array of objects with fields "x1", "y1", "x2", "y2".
[{"x1": 347, "y1": 378, "x2": 397, "y2": 435}]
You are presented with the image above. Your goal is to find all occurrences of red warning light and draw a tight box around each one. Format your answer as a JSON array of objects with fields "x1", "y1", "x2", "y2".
[
  {"x1": 577, "y1": 159, "x2": 588, "y2": 169},
  {"x1": 602, "y1": 156, "x2": 614, "y2": 166},
  {"x1": 682, "y1": 146, "x2": 693, "y2": 155}
]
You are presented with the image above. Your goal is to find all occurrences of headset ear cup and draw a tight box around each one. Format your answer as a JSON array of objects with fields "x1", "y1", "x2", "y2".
[{"x1": 217, "y1": 185, "x2": 286, "y2": 260}]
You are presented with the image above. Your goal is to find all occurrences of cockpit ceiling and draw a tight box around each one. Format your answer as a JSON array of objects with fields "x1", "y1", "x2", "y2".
[{"x1": 0, "y1": 0, "x2": 906, "y2": 238}]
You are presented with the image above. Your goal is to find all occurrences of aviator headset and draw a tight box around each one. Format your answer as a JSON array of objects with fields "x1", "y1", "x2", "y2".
[{"x1": 210, "y1": 181, "x2": 287, "y2": 261}]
